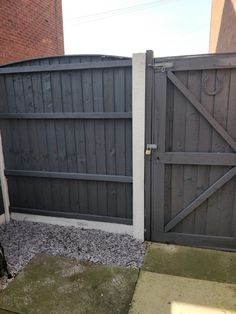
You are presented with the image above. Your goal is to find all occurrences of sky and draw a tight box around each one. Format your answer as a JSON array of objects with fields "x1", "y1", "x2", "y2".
[{"x1": 62, "y1": 0, "x2": 212, "y2": 57}]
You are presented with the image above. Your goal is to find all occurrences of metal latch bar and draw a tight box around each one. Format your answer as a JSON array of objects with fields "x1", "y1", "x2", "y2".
[
  {"x1": 145, "y1": 144, "x2": 157, "y2": 156},
  {"x1": 148, "y1": 62, "x2": 174, "y2": 72}
]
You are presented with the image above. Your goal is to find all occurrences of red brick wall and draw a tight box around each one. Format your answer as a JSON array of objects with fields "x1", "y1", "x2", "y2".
[
  {"x1": 209, "y1": 0, "x2": 236, "y2": 53},
  {"x1": 0, "y1": 0, "x2": 64, "y2": 64}
]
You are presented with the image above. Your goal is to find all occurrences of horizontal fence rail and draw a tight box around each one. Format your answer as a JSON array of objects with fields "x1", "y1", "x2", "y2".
[
  {"x1": 0, "y1": 112, "x2": 132, "y2": 119},
  {"x1": 154, "y1": 54, "x2": 236, "y2": 71},
  {"x1": 0, "y1": 60, "x2": 132, "y2": 74},
  {"x1": 10, "y1": 207, "x2": 133, "y2": 225},
  {"x1": 5, "y1": 170, "x2": 132, "y2": 183}
]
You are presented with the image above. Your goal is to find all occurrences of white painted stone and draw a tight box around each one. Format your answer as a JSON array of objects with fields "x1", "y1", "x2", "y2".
[{"x1": 132, "y1": 53, "x2": 146, "y2": 241}]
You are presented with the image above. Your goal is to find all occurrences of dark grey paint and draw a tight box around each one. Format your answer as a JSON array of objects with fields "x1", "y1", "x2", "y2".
[
  {"x1": 0, "y1": 55, "x2": 132, "y2": 222},
  {"x1": 146, "y1": 52, "x2": 236, "y2": 250}
]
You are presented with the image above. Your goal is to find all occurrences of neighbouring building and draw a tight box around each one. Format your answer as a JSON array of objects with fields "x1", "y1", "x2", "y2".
[
  {"x1": 209, "y1": 0, "x2": 236, "y2": 53},
  {"x1": 0, "y1": 0, "x2": 64, "y2": 64}
]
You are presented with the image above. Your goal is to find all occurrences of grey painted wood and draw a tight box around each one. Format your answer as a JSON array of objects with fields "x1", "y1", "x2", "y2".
[
  {"x1": 10, "y1": 206, "x2": 132, "y2": 225},
  {"x1": 81, "y1": 56, "x2": 98, "y2": 215},
  {"x1": 227, "y1": 69, "x2": 236, "y2": 237},
  {"x1": 208, "y1": 69, "x2": 232, "y2": 237},
  {"x1": 2, "y1": 75, "x2": 20, "y2": 208},
  {"x1": 0, "y1": 112, "x2": 132, "y2": 119},
  {"x1": 49, "y1": 58, "x2": 68, "y2": 213},
  {"x1": 157, "y1": 152, "x2": 236, "y2": 165},
  {"x1": 152, "y1": 231, "x2": 236, "y2": 251},
  {"x1": 124, "y1": 67, "x2": 132, "y2": 219},
  {"x1": 5, "y1": 170, "x2": 132, "y2": 183},
  {"x1": 181, "y1": 71, "x2": 200, "y2": 233},
  {"x1": 152, "y1": 71, "x2": 167, "y2": 233},
  {"x1": 154, "y1": 53, "x2": 236, "y2": 71},
  {"x1": 146, "y1": 53, "x2": 236, "y2": 250},
  {"x1": 170, "y1": 71, "x2": 188, "y2": 233},
  {"x1": 144, "y1": 50, "x2": 154, "y2": 240},
  {"x1": 194, "y1": 69, "x2": 215, "y2": 235},
  {"x1": 38, "y1": 59, "x2": 54, "y2": 211},
  {"x1": 165, "y1": 167, "x2": 236, "y2": 232},
  {"x1": 103, "y1": 68, "x2": 117, "y2": 218},
  {"x1": 0, "y1": 54, "x2": 130, "y2": 68},
  {"x1": 92, "y1": 61, "x2": 108, "y2": 216},
  {"x1": 0, "y1": 55, "x2": 133, "y2": 222},
  {"x1": 0, "y1": 60, "x2": 132, "y2": 74},
  {"x1": 114, "y1": 67, "x2": 126, "y2": 218},
  {"x1": 70, "y1": 58, "x2": 88, "y2": 214},
  {"x1": 168, "y1": 71, "x2": 236, "y2": 152}
]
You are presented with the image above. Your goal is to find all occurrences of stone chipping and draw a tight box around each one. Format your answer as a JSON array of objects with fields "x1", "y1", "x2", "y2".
[{"x1": 0, "y1": 219, "x2": 146, "y2": 288}]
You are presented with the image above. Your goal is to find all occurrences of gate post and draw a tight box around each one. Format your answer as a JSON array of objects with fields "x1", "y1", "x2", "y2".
[
  {"x1": 0, "y1": 131, "x2": 10, "y2": 224},
  {"x1": 132, "y1": 53, "x2": 146, "y2": 241}
]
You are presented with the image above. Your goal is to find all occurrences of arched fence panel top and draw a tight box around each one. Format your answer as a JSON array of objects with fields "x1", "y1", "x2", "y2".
[
  {"x1": 0, "y1": 54, "x2": 131, "y2": 68},
  {"x1": 0, "y1": 55, "x2": 132, "y2": 74}
]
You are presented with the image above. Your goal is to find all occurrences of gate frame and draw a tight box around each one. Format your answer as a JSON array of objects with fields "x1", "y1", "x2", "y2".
[{"x1": 144, "y1": 51, "x2": 236, "y2": 249}]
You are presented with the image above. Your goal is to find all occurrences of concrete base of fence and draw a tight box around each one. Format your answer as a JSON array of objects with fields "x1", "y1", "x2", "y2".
[{"x1": 11, "y1": 212, "x2": 133, "y2": 235}]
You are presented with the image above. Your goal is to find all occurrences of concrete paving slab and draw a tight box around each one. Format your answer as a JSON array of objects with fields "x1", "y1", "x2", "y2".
[
  {"x1": 129, "y1": 271, "x2": 236, "y2": 314},
  {"x1": 0, "y1": 310, "x2": 16, "y2": 314},
  {"x1": 143, "y1": 243, "x2": 236, "y2": 284},
  {"x1": 0, "y1": 254, "x2": 138, "y2": 314}
]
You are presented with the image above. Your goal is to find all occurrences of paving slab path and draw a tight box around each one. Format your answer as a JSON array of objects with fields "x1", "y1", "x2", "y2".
[
  {"x1": 129, "y1": 243, "x2": 236, "y2": 314},
  {"x1": 130, "y1": 271, "x2": 236, "y2": 314},
  {"x1": 0, "y1": 254, "x2": 138, "y2": 314}
]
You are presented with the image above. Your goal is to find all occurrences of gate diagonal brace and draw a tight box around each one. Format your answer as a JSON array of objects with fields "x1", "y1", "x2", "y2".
[{"x1": 165, "y1": 166, "x2": 236, "y2": 232}]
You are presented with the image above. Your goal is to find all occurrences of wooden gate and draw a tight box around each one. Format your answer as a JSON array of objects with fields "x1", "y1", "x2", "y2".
[
  {"x1": 0, "y1": 55, "x2": 132, "y2": 225},
  {"x1": 145, "y1": 51, "x2": 236, "y2": 250}
]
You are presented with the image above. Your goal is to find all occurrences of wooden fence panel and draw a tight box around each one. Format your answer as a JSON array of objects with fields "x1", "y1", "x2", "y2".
[{"x1": 0, "y1": 55, "x2": 132, "y2": 224}]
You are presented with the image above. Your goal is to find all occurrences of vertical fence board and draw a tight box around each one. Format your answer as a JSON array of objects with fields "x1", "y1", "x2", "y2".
[
  {"x1": 70, "y1": 64, "x2": 89, "y2": 214},
  {"x1": 114, "y1": 68, "x2": 126, "y2": 218},
  {"x1": 171, "y1": 72, "x2": 188, "y2": 233},
  {"x1": 92, "y1": 65, "x2": 108, "y2": 216},
  {"x1": 82, "y1": 58, "x2": 98, "y2": 215},
  {"x1": 206, "y1": 69, "x2": 231, "y2": 236},
  {"x1": 181, "y1": 71, "x2": 201, "y2": 233},
  {"x1": 103, "y1": 69, "x2": 117, "y2": 217},
  {"x1": 125, "y1": 68, "x2": 132, "y2": 219}
]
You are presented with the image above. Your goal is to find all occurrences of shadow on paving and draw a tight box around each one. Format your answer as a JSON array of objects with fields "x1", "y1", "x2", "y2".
[{"x1": 0, "y1": 255, "x2": 138, "y2": 314}]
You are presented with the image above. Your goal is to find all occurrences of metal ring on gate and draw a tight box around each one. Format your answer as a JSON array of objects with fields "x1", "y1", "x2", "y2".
[{"x1": 202, "y1": 75, "x2": 223, "y2": 96}]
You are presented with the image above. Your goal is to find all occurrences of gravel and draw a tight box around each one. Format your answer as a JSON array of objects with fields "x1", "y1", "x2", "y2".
[{"x1": 0, "y1": 220, "x2": 146, "y2": 278}]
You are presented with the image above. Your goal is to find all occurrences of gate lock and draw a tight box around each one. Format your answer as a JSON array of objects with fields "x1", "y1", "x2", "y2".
[{"x1": 145, "y1": 144, "x2": 157, "y2": 156}]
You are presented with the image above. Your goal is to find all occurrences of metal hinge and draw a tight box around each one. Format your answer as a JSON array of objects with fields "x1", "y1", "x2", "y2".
[{"x1": 148, "y1": 62, "x2": 173, "y2": 72}]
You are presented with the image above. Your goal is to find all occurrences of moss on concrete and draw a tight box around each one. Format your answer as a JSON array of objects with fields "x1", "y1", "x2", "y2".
[
  {"x1": 0, "y1": 309, "x2": 17, "y2": 314},
  {"x1": 143, "y1": 243, "x2": 236, "y2": 284},
  {"x1": 0, "y1": 255, "x2": 138, "y2": 314},
  {"x1": 129, "y1": 271, "x2": 236, "y2": 314}
]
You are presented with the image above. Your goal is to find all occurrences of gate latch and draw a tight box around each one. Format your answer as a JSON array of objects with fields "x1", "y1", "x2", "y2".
[
  {"x1": 145, "y1": 144, "x2": 157, "y2": 156},
  {"x1": 150, "y1": 62, "x2": 173, "y2": 72}
]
